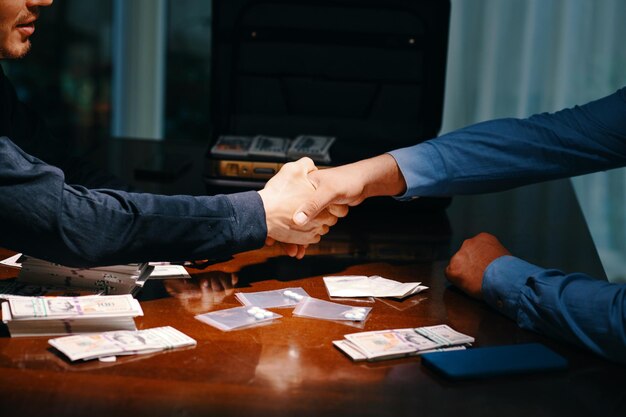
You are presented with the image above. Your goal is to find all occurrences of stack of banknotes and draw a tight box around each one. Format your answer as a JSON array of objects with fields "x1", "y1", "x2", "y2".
[
  {"x1": 1, "y1": 294, "x2": 143, "y2": 337},
  {"x1": 49, "y1": 326, "x2": 197, "y2": 362},
  {"x1": 16, "y1": 257, "x2": 154, "y2": 295},
  {"x1": 210, "y1": 134, "x2": 336, "y2": 163},
  {"x1": 333, "y1": 324, "x2": 474, "y2": 361}
]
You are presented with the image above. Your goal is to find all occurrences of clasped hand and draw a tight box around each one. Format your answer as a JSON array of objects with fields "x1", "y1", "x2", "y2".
[{"x1": 258, "y1": 158, "x2": 348, "y2": 258}]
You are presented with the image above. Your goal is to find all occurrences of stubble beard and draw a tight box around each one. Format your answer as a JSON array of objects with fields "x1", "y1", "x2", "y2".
[{"x1": 0, "y1": 39, "x2": 31, "y2": 60}]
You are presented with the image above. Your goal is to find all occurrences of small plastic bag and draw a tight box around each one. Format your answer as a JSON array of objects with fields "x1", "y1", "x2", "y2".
[
  {"x1": 292, "y1": 297, "x2": 372, "y2": 323},
  {"x1": 235, "y1": 287, "x2": 309, "y2": 308},
  {"x1": 195, "y1": 305, "x2": 281, "y2": 331}
]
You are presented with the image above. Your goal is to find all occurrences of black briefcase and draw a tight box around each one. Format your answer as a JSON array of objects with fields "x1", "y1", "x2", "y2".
[{"x1": 204, "y1": 0, "x2": 451, "y2": 208}]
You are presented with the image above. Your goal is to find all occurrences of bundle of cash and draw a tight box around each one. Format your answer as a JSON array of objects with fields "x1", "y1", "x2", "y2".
[
  {"x1": 0, "y1": 280, "x2": 96, "y2": 298},
  {"x1": 210, "y1": 135, "x2": 254, "y2": 159},
  {"x1": 248, "y1": 135, "x2": 291, "y2": 160},
  {"x1": 16, "y1": 257, "x2": 154, "y2": 295},
  {"x1": 1, "y1": 294, "x2": 143, "y2": 337},
  {"x1": 333, "y1": 325, "x2": 474, "y2": 362},
  {"x1": 323, "y1": 275, "x2": 428, "y2": 299},
  {"x1": 287, "y1": 135, "x2": 336, "y2": 163},
  {"x1": 49, "y1": 326, "x2": 196, "y2": 362}
]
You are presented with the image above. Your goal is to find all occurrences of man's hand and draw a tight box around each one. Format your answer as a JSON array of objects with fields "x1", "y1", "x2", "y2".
[
  {"x1": 292, "y1": 154, "x2": 406, "y2": 226},
  {"x1": 445, "y1": 232, "x2": 511, "y2": 299},
  {"x1": 258, "y1": 158, "x2": 345, "y2": 253}
]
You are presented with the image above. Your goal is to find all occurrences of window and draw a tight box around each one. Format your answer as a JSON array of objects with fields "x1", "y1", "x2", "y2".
[{"x1": 2, "y1": 0, "x2": 213, "y2": 153}]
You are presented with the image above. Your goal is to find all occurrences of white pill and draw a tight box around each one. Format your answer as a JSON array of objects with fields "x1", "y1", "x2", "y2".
[
  {"x1": 354, "y1": 308, "x2": 366, "y2": 313},
  {"x1": 254, "y1": 312, "x2": 266, "y2": 320},
  {"x1": 248, "y1": 308, "x2": 264, "y2": 316},
  {"x1": 262, "y1": 311, "x2": 273, "y2": 318},
  {"x1": 99, "y1": 356, "x2": 117, "y2": 363},
  {"x1": 284, "y1": 290, "x2": 294, "y2": 297},
  {"x1": 293, "y1": 294, "x2": 304, "y2": 301},
  {"x1": 344, "y1": 312, "x2": 356, "y2": 320}
]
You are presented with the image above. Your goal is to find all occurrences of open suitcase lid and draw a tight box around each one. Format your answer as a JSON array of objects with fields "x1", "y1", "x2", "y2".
[{"x1": 206, "y1": 0, "x2": 450, "y2": 183}]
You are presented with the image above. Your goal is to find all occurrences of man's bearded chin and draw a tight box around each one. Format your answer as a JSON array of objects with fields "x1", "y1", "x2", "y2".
[{"x1": 0, "y1": 41, "x2": 32, "y2": 59}]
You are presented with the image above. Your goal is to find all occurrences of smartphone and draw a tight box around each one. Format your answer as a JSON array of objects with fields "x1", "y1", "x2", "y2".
[{"x1": 421, "y1": 343, "x2": 568, "y2": 380}]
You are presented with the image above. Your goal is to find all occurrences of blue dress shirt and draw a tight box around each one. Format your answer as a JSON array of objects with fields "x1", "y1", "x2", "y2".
[{"x1": 389, "y1": 88, "x2": 626, "y2": 363}]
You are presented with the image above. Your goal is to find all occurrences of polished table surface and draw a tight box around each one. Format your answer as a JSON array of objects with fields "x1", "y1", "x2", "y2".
[{"x1": 0, "y1": 178, "x2": 624, "y2": 417}]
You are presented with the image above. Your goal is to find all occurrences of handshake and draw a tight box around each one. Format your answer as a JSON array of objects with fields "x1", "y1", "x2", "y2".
[{"x1": 257, "y1": 155, "x2": 407, "y2": 259}]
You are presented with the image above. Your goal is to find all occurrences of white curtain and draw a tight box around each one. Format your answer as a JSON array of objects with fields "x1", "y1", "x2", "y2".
[{"x1": 442, "y1": 0, "x2": 626, "y2": 282}]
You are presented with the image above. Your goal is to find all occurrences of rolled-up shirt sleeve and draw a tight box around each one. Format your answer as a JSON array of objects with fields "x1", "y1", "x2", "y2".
[{"x1": 483, "y1": 255, "x2": 626, "y2": 363}]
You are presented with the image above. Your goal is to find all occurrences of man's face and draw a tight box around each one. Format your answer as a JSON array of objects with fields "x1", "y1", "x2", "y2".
[{"x1": 0, "y1": 0, "x2": 53, "y2": 59}]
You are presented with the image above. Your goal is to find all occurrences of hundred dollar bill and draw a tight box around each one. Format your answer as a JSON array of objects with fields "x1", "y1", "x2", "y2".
[
  {"x1": 18, "y1": 257, "x2": 153, "y2": 295},
  {"x1": 287, "y1": 135, "x2": 336, "y2": 163},
  {"x1": 210, "y1": 135, "x2": 254, "y2": 158},
  {"x1": 6, "y1": 294, "x2": 143, "y2": 320},
  {"x1": 344, "y1": 330, "x2": 420, "y2": 359},
  {"x1": 415, "y1": 325, "x2": 475, "y2": 346},
  {"x1": 341, "y1": 325, "x2": 474, "y2": 361},
  {"x1": 49, "y1": 326, "x2": 197, "y2": 362},
  {"x1": 333, "y1": 339, "x2": 466, "y2": 362},
  {"x1": 248, "y1": 135, "x2": 291, "y2": 160}
]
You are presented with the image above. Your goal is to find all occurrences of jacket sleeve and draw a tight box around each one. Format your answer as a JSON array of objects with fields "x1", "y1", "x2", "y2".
[
  {"x1": 483, "y1": 256, "x2": 626, "y2": 364},
  {"x1": 389, "y1": 87, "x2": 626, "y2": 197},
  {"x1": 0, "y1": 136, "x2": 267, "y2": 267}
]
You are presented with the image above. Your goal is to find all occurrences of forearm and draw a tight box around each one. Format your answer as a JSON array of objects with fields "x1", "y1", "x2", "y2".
[
  {"x1": 354, "y1": 153, "x2": 407, "y2": 198},
  {"x1": 484, "y1": 256, "x2": 626, "y2": 363},
  {"x1": 0, "y1": 137, "x2": 267, "y2": 266},
  {"x1": 391, "y1": 88, "x2": 626, "y2": 197}
]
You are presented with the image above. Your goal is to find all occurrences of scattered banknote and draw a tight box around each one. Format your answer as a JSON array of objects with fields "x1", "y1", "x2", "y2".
[
  {"x1": 0, "y1": 253, "x2": 22, "y2": 268},
  {"x1": 334, "y1": 325, "x2": 474, "y2": 361},
  {"x1": 17, "y1": 256, "x2": 153, "y2": 295},
  {"x1": 0, "y1": 280, "x2": 97, "y2": 298},
  {"x1": 287, "y1": 135, "x2": 335, "y2": 163},
  {"x1": 1, "y1": 254, "x2": 187, "y2": 289},
  {"x1": 323, "y1": 275, "x2": 428, "y2": 298},
  {"x1": 1, "y1": 294, "x2": 143, "y2": 337},
  {"x1": 49, "y1": 326, "x2": 196, "y2": 362},
  {"x1": 147, "y1": 263, "x2": 191, "y2": 279}
]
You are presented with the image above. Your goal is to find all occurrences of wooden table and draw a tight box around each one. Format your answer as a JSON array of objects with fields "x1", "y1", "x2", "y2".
[{"x1": 1, "y1": 179, "x2": 624, "y2": 417}]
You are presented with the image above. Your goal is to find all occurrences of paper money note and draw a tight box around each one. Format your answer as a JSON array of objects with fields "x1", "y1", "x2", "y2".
[
  {"x1": 7, "y1": 294, "x2": 142, "y2": 319},
  {"x1": 333, "y1": 339, "x2": 466, "y2": 362},
  {"x1": 287, "y1": 135, "x2": 335, "y2": 163},
  {"x1": 415, "y1": 325, "x2": 475, "y2": 346},
  {"x1": 248, "y1": 135, "x2": 291, "y2": 160},
  {"x1": 210, "y1": 135, "x2": 254, "y2": 158},
  {"x1": 49, "y1": 326, "x2": 197, "y2": 361},
  {"x1": 340, "y1": 325, "x2": 474, "y2": 361},
  {"x1": 344, "y1": 330, "x2": 418, "y2": 359}
]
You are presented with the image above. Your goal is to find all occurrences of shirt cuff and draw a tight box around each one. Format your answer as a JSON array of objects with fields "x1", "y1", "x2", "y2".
[
  {"x1": 387, "y1": 142, "x2": 448, "y2": 200},
  {"x1": 482, "y1": 255, "x2": 546, "y2": 320},
  {"x1": 225, "y1": 191, "x2": 268, "y2": 253}
]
